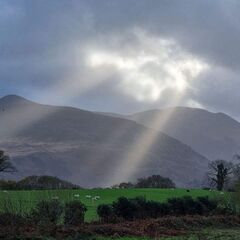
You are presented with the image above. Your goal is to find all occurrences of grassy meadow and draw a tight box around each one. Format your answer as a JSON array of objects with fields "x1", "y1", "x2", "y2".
[{"x1": 0, "y1": 188, "x2": 224, "y2": 221}]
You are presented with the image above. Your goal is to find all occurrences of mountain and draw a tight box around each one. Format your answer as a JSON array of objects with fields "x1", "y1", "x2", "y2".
[
  {"x1": 126, "y1": 107, "x2": 240, "y2": 161},
  {"x1": 0, "y1": 95, "x2": 209, "y2": 188}
]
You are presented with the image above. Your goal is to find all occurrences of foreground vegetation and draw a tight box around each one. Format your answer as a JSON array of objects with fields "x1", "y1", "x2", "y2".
[
  {"x1": 96, "y1": 229, "x2": 240, "y2": 240},
  {"x1": 0, "y1": 188, "x2": 238, "y2": 239},
  {"x1": 1, "y1": 214, "x2": 240, "y2": 239},
  {"x1": 7, "y1": 228, "x2": 240, "y2": 239},
  {"x1": 180, "y1": 229, "x2": 240, "y2": 240}
]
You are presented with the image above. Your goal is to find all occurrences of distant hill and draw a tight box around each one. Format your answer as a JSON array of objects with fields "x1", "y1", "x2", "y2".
[
  {"x1": 0, "y1": 175, "x2": 80, "y2": 190},
  {"x1": 126, "y1": 107, "x2": 240, "y2": 161},
  {"x1": 0, "y1": 95, "x2": 209, "y2": 188}
]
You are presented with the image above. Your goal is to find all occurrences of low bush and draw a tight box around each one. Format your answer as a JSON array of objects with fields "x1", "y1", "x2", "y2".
[
  {"x1": 64, "y1": 200, "x2": 87, "y2": 226},
  {"x1": 197, "y1": 196, "x2": 218, "y2": 214},
  {"x1": 30, "y1": 199, "x2": 64, "y2": 225},
  {"x1": 146, "y1": 201, "x2": 172, "y2": 218},
  {"x1": 112, "y1": 197, "x2": 137, "y2": 221},
  {"x1": 97, "y1": 204, "x2": 115, "y2": 223}
]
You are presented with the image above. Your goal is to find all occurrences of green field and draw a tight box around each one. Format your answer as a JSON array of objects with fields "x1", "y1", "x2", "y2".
[{"x1": 0, "y1": 188, "x2": 223, "y2": 221}]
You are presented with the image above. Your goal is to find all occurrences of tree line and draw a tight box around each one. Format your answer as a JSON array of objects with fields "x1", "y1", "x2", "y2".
[
  {"x1": 0, "y1": 176, "x2": 80, "y2": 190},
  {"x1": 113, "y1": 175, "x2": 176, "y2": 189}
]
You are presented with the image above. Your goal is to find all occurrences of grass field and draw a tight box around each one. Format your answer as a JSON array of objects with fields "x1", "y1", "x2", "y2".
[{"x1": 0, "y1": 188, "x2": 224, "y2": 221}]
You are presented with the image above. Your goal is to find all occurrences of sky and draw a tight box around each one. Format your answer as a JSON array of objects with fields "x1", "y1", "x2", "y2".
[{"x1": 1, "y1": 0, "x2": 240, "y2": 118}]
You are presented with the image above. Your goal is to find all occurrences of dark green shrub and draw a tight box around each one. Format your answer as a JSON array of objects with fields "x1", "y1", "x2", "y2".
[
  {"x1": 112, "y1": 197, "x2": 137, "y2": 220},
  {"x1": 167, "y1": 196, "x2": 217, "y2": 215},
  {"x1": 197, "y1": 196, "x2": 218, "y2": 214},
  {"x1": 182, "y1": 196, "x2": 203, "y2": 215},
  {"x1": 111, "y1": 196, "x2": 172, "y2": 220},
  {"x1": 147, "y1": 201, "x2": 172, "y2": 218},
  {"x1": 97, "y1": 204, "x2": 114, "y2": 222},
  {"x1": 64, "y1": 200, "x2": 87, "y2": 226},
  {"x1": 131, "y1": 196, "x2": 148, "y2": 219},
  {"x1": 30, "y1": 199, "x2": 63, "y2": 225},
  {"x1": 167, "y1": 197, "x2": 186, "y2": 215}
]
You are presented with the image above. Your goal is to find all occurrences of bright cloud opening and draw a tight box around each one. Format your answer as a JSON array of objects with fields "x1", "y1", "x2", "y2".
[{"x1": 86, "y1": 31, "x2": 208, "y2": 102}]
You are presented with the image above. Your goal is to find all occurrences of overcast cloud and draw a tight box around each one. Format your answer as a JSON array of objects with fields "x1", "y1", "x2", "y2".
[{"x1": 1, "y1": 0, "x2": 240, "y2": 118}]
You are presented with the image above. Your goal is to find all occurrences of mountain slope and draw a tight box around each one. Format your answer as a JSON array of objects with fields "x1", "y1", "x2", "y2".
[
  {"x1": 127, "y1": 107, "x2": 240, "y2": 161},
  {"x1": 0, "y1": 96, "x2": 209, "y2": 187}
]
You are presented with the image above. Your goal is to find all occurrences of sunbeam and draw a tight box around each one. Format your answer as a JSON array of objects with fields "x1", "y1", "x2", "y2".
[
  {"x1": 83, "y1": 32, "x2": 209, "y2": 185},
  {"x1": 108, "y1": 93, "x2": 185, "y2": 185},
  {"x1": 104, "y1": 57, "x2": 209, "y2": 185}
]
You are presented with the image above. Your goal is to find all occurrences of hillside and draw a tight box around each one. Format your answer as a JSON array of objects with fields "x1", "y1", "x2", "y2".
[
  {"x1": 0, "y1": 95, "x2": 208, "y2": 187},
  {"x1": 127, "y1": 107, "x2": 240, "y2": 160}
]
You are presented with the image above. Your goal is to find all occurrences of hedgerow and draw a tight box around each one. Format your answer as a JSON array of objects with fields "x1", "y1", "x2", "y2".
[{"x1": 97, "y1": 195, "x2": 220, "y2": 222}]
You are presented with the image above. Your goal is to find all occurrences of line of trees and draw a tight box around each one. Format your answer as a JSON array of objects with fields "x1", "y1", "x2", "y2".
[
  {"x1": 113, "y1": 175, "x2": 176, "y2": 189},
  {"x1": 0, "y1": 176, "x2": 80, "y2": 190}
]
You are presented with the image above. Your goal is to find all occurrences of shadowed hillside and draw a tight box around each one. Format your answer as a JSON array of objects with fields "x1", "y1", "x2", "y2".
[
  {"x1": 127, "y1": 107, "x2": 240, "y2": 160},
  {"x1": 0, "y1": 95, "x2": 208, "y2": 187}
]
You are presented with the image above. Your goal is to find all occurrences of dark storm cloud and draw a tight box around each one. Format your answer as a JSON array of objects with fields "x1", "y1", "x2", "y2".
[{"x1": 0, "y1": 0, "x2": 240, "y2": 118}]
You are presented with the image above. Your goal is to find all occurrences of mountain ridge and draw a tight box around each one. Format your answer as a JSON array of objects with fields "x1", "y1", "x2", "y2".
[
  {"x1": 125, "y1": 107, "x2": 240, "y2": 160},
  {"x1": 0, "y1": 95, "x2": 209, "y2": 188}
]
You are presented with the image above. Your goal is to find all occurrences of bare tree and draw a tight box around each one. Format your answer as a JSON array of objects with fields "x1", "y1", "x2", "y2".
[
  {"x1": 0, "y1": 150, "x2": 15, "y2": 173},
  {"x1": 208, "y1": 159, "x2": 234, "y2": 191}
]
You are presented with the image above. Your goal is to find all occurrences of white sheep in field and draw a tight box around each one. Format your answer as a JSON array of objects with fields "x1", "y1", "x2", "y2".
[
  {"x1": 92, "y1": 196, "x2": 100, "y2": 201},
  {"x1": 74, "y1": 194, "x2": 80, "y2": 198},
  {"x1": 85, "y1": 195, "x2": 92, "y2": 199}
]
